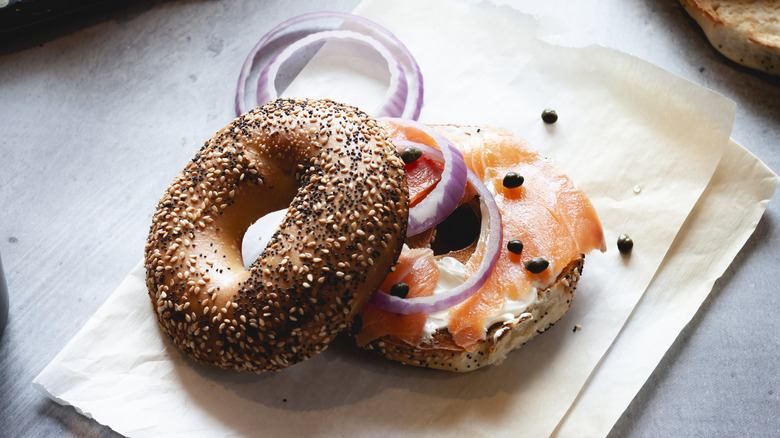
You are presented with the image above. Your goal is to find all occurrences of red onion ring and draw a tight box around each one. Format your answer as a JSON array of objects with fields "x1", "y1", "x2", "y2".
[
  {"x1": 256, "y1": 30, "x2": 408, "y2": 119},
  {"x1": 381, "y1": 118, "x2": 468, "y2": 237},
  {"x1": 369, "y1": 142, "x2": 503, "y2": 315},
  {"x1": 236, "y1": 11, "x2": 423, "y2": 119}
]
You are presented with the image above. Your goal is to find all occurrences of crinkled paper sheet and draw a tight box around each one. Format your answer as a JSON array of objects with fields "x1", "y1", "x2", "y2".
[{"x1": 33, "y1": 0, "x2": 779, "y2": 436}]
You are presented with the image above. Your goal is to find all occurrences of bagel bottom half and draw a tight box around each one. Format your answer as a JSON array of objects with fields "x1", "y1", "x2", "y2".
[{"x1": 355, "y1": 123, "x2": 603, "y2": 372}]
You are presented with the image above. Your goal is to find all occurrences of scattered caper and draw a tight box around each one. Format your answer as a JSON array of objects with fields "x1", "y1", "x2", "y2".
[
  {"x1": 617, "y1": 234, "x2": 634, "y2": 254},
  {"x1": 541, "y1": 109, "x2": 558, "y2": 124},
  {"x1": 390, "y1": 282, "x2": 410, "y2": 298},
  {"x1": 400, "y1": 146, "x2": 423, "y2": 165},
  {"x1": 507, "y1": 239, "x2": 524, "y2": 255},
  {"x1": 503, "y1": 172, "x2": 524, "y2": 189},
  {"x1": 524, "y1": 257, "x2": 549, "y2": 274}
]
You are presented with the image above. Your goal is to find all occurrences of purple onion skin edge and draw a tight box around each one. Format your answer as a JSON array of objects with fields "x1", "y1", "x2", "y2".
[{"x1": 236, "y1": 11, "x2": 424, "y2": 119}]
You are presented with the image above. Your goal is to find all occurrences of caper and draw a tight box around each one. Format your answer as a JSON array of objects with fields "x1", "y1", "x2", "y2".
[
  {"x1": 400, "y1": 146, "x2": 423, "y2": 165},
  {"x1": 507, "y1": 239, "x2": 524, "y2": 255},
  {"x1": 541, "y1": 109, "x2": 558, "y2": 124},
  {"x1": 617, "y1": 234, "x2": 634, "y2": 254},
  {"x1": 390, "y1": 282, "x2": 410, "y2": 298},
  {"x1": 503, "y1": 172, "x2": 524, "y2": 189},
  {"x1": 524, "y1": 257, "x2": 549, "y2": 274}
]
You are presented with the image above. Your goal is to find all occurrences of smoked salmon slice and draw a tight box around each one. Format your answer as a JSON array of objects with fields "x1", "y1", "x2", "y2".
[
  {"x1": 405, "y1": 154, "x2": 444, "y2": 207},
  {"x1": 355, "y1": 248, "x2": 440, "y2": 346},
  {"x1": 382, "y1": 119, "x2": 445, "y2": 207},
  {"x1": 445, "y1": 126, "x2": 605, "y2": 349},
  {"x1": 357, "y1": 121, "x2": 605, "y2": 352}
]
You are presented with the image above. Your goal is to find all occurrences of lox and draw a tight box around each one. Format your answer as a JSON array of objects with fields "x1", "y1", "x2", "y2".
[{"x1": 356, "y1": 119, "x2": 605, "y2": 372}]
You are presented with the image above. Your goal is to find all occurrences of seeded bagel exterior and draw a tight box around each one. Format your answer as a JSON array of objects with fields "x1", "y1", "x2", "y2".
[{"x1": 144, "y1": 98, "x2": 409, "y2": 372}]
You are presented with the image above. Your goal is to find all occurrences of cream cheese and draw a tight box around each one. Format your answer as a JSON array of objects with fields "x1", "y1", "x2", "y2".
[
  {"x1": 420, "y1": 255, "x2": 539, "y2": 340},
  {"x1": 421, "y1": 256, "x2": 466, "y2": 337}
]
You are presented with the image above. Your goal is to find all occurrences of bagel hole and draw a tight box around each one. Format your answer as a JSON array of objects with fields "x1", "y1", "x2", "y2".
[
  {"x1": 430, "y1": 197, "x2": 482, "y2": 257},
  {"x1": 242, "y1": 208, "x2": 288, "y2": 269}
]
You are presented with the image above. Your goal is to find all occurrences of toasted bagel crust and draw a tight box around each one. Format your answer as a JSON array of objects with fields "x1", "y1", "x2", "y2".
[{"x1": 680, "y1": 0, "x2": 780, "y2": 75}]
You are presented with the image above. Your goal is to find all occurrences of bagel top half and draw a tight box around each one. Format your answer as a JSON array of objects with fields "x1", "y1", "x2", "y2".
[{"x1": 144, "y1": 98, "x2": 409, "y2": 372}]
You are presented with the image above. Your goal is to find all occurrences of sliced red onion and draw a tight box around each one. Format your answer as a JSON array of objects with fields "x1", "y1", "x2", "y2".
[
  {"x1": 236, "y1": 11, "x2": 423, "y2": 119},
  {"x1": 369, "y1": 165, "x2": 502, "y2": 314},
  {"x1": 381, "y1": 118, "x2": 467, "y2": 237},
  {"x1": 256, "y1": 30, "x2": 408, "y2": 119}
]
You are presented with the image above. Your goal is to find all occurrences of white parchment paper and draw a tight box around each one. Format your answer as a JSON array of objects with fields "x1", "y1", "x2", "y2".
[
  {"x1": 33, "y1": 0, "x2": 778, "y2": 437},
  {"x1": 555, "y1": 139, "x2": 779, "y2": 436}
]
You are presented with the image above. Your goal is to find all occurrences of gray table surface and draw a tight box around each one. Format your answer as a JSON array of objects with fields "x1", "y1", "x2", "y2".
[{"x1": 1, "y1": 0, "x2": 778, "y2": 436}]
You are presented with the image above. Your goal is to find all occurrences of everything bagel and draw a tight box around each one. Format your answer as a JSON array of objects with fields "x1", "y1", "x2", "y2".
[{"x1": 144, "y1": 99, "x2": 409, "y2": 372}]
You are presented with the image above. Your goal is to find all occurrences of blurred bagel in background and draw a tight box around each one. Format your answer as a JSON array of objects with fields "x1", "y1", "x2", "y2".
[{"x1": 679, "y1": 0, "x2": 780, "y2": 75}]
